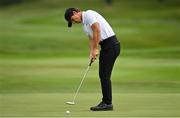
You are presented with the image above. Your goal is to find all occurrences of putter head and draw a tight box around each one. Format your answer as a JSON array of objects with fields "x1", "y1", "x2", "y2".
[{"x1": 66, "y1": 101, "x2": 75, "y2": 105}]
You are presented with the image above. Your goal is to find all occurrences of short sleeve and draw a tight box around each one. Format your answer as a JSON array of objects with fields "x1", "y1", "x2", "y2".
[{"x1": 85, "y1": 12, "x2": 98, "y2": 26}]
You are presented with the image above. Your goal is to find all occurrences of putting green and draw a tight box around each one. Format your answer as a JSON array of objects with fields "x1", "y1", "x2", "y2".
[{"x1": 1, "y1": 93, "x2": 180, "y2": 117}]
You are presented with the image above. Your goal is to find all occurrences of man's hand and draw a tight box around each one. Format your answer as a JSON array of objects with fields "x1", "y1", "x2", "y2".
[{"x1": 90, "y1": 48, "x2": 99, "y2": 61}]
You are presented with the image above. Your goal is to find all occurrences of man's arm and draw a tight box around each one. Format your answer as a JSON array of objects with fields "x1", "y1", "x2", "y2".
[{"x1": 89, "y1": 22, "x2": 100, "y2": 61}]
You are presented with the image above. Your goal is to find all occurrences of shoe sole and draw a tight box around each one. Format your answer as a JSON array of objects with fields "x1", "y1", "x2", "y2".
[{"x1": 90, "y1": 107, "x2": 113, "y2": 111}]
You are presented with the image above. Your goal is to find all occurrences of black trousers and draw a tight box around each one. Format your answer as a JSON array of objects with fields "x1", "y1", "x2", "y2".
[{"x1": 99, "y1": 35, "x2": 120, "y2": 105}]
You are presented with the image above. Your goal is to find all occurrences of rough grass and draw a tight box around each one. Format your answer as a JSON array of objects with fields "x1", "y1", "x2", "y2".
[{"x1": 0, "y1": 0, "x2": 180, "y2": 58}]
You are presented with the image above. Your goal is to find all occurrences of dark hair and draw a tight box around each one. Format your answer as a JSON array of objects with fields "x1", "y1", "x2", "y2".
[{"x1": 64, "y1": 8, "x2": 80, "y2": 27}]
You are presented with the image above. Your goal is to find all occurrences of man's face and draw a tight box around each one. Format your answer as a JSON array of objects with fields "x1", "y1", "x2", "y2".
[{"x1": 71, "y1": 11, "x2": 81, "y2": 24}]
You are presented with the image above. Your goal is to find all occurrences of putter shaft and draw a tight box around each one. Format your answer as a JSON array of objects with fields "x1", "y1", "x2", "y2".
[{"x1": 72, "y1": 65, "x2": 90, "y2": 103}]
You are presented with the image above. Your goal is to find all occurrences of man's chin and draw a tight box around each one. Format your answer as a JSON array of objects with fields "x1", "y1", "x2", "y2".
[{"x1": 75, "y1": 21, "x2": 81, "y2": 23}]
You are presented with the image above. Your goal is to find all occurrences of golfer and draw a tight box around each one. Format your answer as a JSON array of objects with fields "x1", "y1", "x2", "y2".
[{"x1": 64, "y1": 8, "x2": 120, "y2": 111}]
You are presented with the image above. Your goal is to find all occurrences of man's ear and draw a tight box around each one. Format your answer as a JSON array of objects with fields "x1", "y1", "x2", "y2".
[{"x1": 73, "y1": 11, "x2": 76, "y2": 15}]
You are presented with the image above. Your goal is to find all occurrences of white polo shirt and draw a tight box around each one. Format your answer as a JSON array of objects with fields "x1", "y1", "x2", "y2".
[{"x1": 82, "y1": 10, "x2": 115, "y2": 41}]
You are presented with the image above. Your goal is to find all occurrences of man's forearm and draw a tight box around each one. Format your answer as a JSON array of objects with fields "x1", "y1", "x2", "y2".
[
  {"x1": 89, "y1": 38, "x2": 94, "y2": 51},
  {"x1": 91, "y1": 22, "x2": 100, "y2": 50},
  {"x1": 89, "y1": 31, "x2": 100, "y2": 51},
  {"x1": 92, "y1": 31, "x2": 100, "y2": 49}
]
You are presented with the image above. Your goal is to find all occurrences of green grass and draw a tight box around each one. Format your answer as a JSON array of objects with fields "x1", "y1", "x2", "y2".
[
  {"x1": 0, "y1": 57, "x2": 180, "y2": 117},
  {"x1": 0, "y1": 0, "x2": 180, "y2": 117},
  {"x1": 0, "y1": 57, "x2": 180, "y2": 93},
  {"x1": 1, "y1": 93, "x2": 180, "y2": 117},
  {"x1": 0, "y1": 0, "x2": 180, "y2": 58}
]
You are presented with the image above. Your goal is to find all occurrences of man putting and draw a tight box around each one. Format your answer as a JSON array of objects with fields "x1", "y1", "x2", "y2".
[{"x1": 64, "y1": 8, "x2": 120, "y2": 111}]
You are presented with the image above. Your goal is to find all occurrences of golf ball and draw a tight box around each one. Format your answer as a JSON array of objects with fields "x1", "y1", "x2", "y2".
[{"x1": 66, "y1": 110, "x2": 70, "y2": 114}]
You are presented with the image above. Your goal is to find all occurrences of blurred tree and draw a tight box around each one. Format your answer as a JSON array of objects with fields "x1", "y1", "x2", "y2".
[
  {"x1": 0, "y1": 0, "x2": 22, "y2": 6},
  {"x1": 157, "y1": 0, "x2": 164, "y2": 4},
  {"x1": 105, "y1": 0, "x2": 113, "y2": 6}
]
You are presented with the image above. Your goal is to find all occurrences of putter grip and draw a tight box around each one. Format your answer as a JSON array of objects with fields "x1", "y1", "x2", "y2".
[{"x1": 89, "y1": 58, "x2": 93, "y2": 66}]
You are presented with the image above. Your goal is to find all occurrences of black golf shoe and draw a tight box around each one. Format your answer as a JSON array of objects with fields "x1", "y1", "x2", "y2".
[{"x1": 90, "y1": 102, "x2": 113, "y2": 111}]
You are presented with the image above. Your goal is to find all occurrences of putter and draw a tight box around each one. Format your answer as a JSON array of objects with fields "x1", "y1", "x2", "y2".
[{"x1": 66, "y1": 58, "x2": 93, "y2": 105}]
